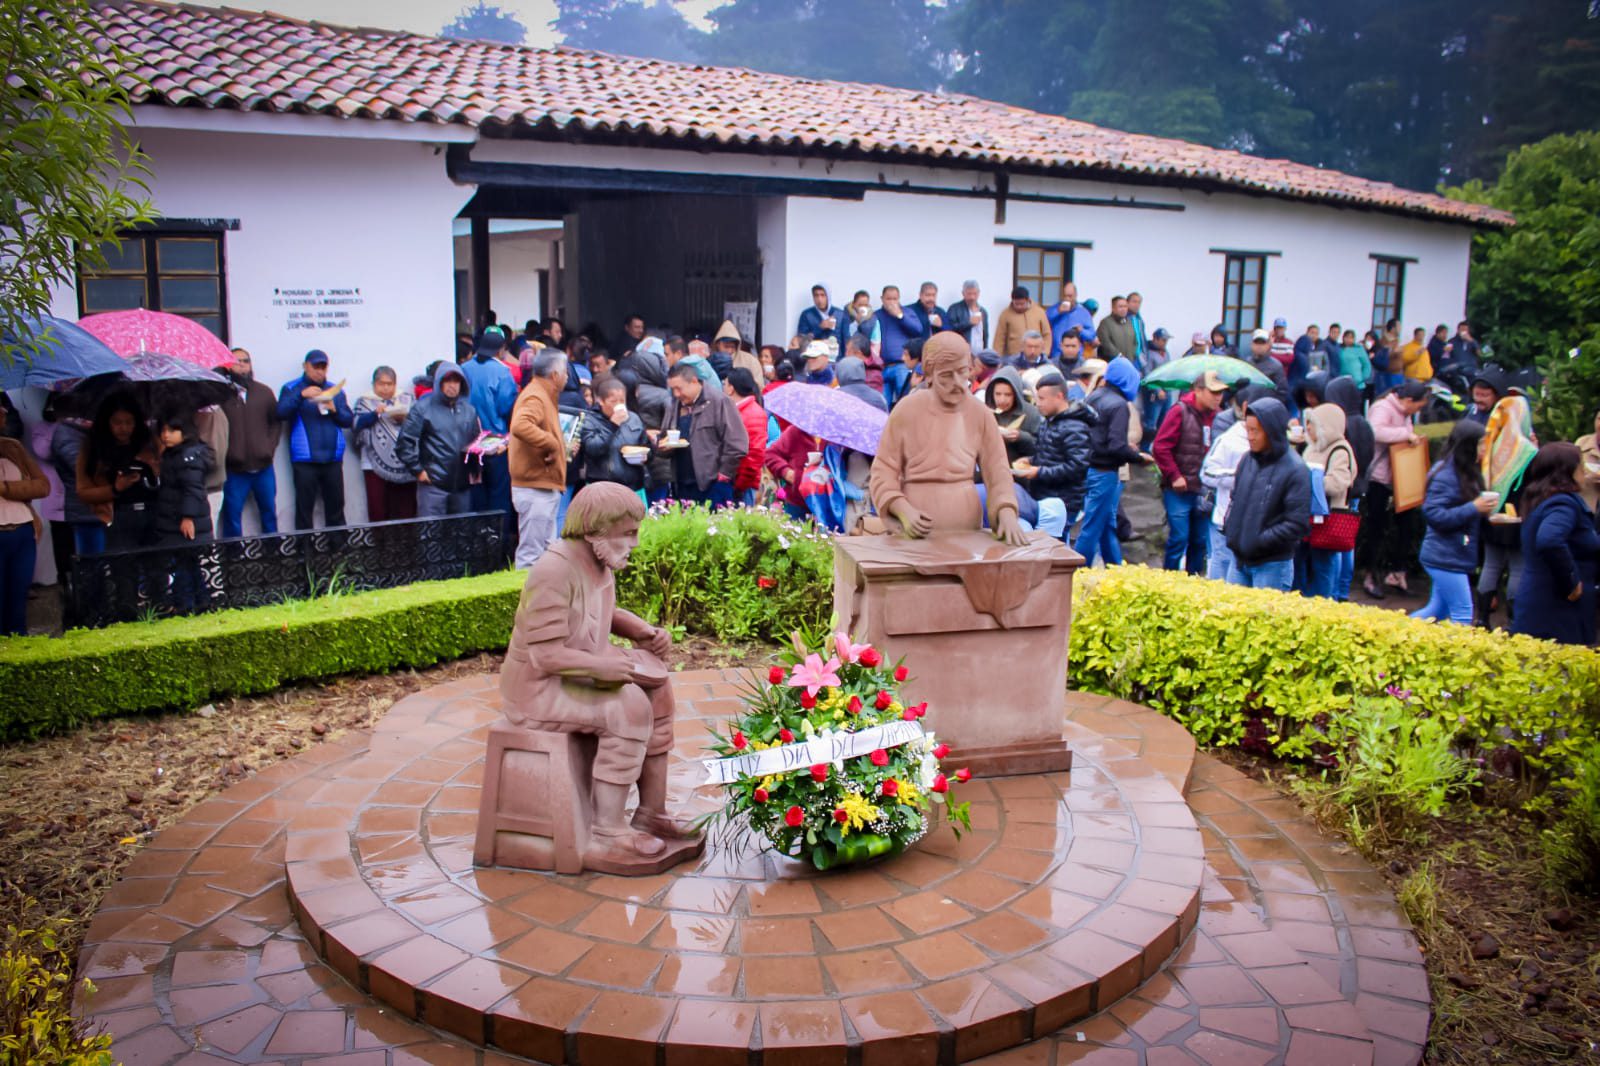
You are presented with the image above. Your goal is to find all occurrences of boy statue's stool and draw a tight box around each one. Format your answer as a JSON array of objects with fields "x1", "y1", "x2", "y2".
[{"x1": 473, "y1": 722, "x2": 596, "y2": 874}]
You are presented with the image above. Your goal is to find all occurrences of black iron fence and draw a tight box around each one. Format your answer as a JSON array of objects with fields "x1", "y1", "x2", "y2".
[{"x1": 64, "y1": 511, "x2": 507, "y2": 629}]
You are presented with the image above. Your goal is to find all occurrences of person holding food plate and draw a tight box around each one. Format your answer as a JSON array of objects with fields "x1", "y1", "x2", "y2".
[{"x1": 579, "y1": 376, "x2": 650, "y2": 496}]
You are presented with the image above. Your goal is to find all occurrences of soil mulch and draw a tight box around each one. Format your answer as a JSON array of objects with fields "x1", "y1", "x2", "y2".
[
  {"x1": 1216, "y1": 749, "x2": 1600, "y2": 1065},
  {"x1": 0, "y1": 639, "x2": 763, "y2": 961}
]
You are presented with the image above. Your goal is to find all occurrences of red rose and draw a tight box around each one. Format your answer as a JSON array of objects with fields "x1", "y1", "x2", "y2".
[
  {"x1": 859, "y1": 648, "x2": 882, "y2": 667},
  {"x1": 954, "y1": 768, "x2": 972, "y2": 783},
  {"x1": 778, "y1": 728, "x2": 794, "y2": 743},
  {"x1": 732, "y1": 731, "x2": 747, "y2": 750},
  {"x1": 834, "y1": 808, "x2": 850, "y2": 823},
  {"x1": 894, "y1": 665, "x2": 909, "y2": 682},
  {"x1": 913, "y1": 702, "x2": 928, "y2": 718},
  {"x1": 800, "y1": 692, "x2": 817, "y2": 709},
  {"x1": 874, "y1": 690, "x2": 892, "y2": 710},
  {"x1": 902, "y1": 708, "x2": 918, "y2": 721},
  {"x1": 757, "y1": 575, "x2": 777, "y2": 589},
  {"x1": 881, "y1": 779, "x2": 899, "y2": 797},
  {"x1": 768, "y1": 665, "x2": 786, "y2": 685},
  {"x1": 932, "y1": 743, "x2": 950, "y2": 759},
  {"x1": 785, "y1": 806, "x2": 804, "y2": 827},
  {"x1": 753, "y1": 788, "x2": 770, "y2": 803},
  {"x1": 869, "y1": 748, "x2": 889, "y2": 767},
  {"x1": 810, "y1": 763, "x2": 829, "y2": 782},
  {"x1": 847, "y1": 696, "x2": 862, "y2": 715},
  {"x1": 931, "y1": 774, "x2": 949, "y2": 793}
]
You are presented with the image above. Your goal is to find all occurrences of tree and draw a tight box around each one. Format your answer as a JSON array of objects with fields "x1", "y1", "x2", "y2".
[
  {"x1": 0, "y1": 0, "x2": 150, "y2": 366},
  {"x1": 705, "y1": 0, "x2": 945, "y2": 89},
  {"x1": 1447, "y1": 131, "x2": 1600, "y2": 438},
  {"x1": 550, "y1": 0, "x2": 703, "y2": 61},
  {"x1": 441, "y1": 2, "x2": 528, "y2": 45}
]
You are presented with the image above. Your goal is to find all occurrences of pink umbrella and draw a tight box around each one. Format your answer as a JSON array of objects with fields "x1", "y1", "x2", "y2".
[{"x1": 79, "y1": 308, "x2": 233, "y2": 369}]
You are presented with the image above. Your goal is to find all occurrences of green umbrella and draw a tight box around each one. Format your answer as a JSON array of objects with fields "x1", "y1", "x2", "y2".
[{"x1": 1142, "y1": 355, "x2": 1273, "y2": 390}]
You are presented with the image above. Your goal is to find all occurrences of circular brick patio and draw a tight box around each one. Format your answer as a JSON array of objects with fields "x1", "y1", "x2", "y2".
[{"x1": 282, "y1": 675, "x2": 1205, "y2": 1064}]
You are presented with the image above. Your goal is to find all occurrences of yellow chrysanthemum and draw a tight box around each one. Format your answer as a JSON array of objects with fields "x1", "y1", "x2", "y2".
[
  {"x1": 895, "y1": 781, "x2": 922, "y2": 807},
  {"x1": 836, "y1": 791, "x2": 880, "y2": 836}
]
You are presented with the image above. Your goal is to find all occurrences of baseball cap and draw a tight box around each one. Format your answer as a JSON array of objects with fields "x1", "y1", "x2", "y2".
[
  {"x1": 803, "y1": 340, "x2": 833, "y2": 363},
  {"x1": 1153, "y1": 328, "x2": 1171, "y2": 340},
  {"x1": 1251, "y1": 328, "x2": 1271, "y2": 343},
  {"x1": 1071, "y1": 358, "x2": 1108, "y2": 379},
  {"x1": 1273, "y1": 317, "x2": 1287, "y2": 328},
  {"x1": 976, "y1": 349, "x2": 1002, "y2": 367},
  {"x1": 1197, "y1": 369, "x2": 1228, "y2": 392},
  {"x1": 1191, "y1": 331, "x2": 1208, "y2": 346},
  {"x1": 304, "y1": 349, "x2": 329, "y2": 366}
]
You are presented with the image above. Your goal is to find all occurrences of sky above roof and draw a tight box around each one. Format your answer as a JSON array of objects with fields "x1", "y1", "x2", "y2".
[{"x1": 183, "y1": 0, "x2": 716, "y2": 47}]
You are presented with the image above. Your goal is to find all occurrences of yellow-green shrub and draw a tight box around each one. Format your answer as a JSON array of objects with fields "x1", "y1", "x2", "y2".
[
  {"x1": 1069, "y1": 566, "x2": 1600, "y2": 770},
  {"x1": 1, "y1": 911, "x2": 112, "y2": 1066}
]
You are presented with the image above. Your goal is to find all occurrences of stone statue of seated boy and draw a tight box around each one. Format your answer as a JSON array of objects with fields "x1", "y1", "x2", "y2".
[{"x1": 498, "y1": 481, "x2": 702, "y2": 873}]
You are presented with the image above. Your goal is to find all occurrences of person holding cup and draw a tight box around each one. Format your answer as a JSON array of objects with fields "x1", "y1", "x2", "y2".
[
  {"x1": 1411, "y1": 420, "x2": 1494, "y2": 625},
  {"x1": 796, "y1": 284, "x2": 846, "y2": 350}
]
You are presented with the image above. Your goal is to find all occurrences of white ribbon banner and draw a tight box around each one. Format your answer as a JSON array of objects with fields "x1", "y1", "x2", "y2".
[{"x1": 703, "y1": 720, "x2": 927, "y2": 786}]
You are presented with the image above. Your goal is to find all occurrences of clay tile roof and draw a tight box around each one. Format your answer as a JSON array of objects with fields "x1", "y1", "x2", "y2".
[{"x1": 88, "y1": 0, "x2": 1512, "y2": 227}]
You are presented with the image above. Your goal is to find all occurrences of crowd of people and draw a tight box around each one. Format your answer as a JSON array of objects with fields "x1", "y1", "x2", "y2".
[{"x1": 0, "y1": 277, "x2": 1595, "y2": 648}]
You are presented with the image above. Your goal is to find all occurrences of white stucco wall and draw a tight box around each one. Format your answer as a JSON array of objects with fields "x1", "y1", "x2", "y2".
[
  {"x1": 471, "y1": 137, "x2": 1475, "y2": 351},
  {"x1": 451, "y1": 228, "x2": 555, "y2": 331},
  {"x1": 47, "y1": 122, "x2": 476, "y2": 532}
]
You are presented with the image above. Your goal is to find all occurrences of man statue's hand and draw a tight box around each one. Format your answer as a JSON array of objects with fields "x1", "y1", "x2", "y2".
[
  {"x1": 994, "y1": 509, "x2": 1028, "y2": 546},
  {"x1": 890, "y1": 500, "x2": 934, "y2": 538},
  {"x1": 588, "y1": 657, "x2": 637, "y2": 685},
  {"x1": 642, "y1": 626, "x2": 672, "y2": 658}
]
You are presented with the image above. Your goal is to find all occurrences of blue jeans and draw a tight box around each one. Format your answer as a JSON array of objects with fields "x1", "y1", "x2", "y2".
[
  {"x1": 1229, "y1": 558, "x2": 1295, "y2": 591},
  {"x1": 1142, "y1": 392, "x2": 1173, "y2": 435},
  {"x1": 221, "y1": 468, "x2": 278, "y2": 538},
  {"x1": 0, "y1": 524, "x2": 36, "y2": 635},
  {"x1": 73, "y1": 522, "x2": 106, "y2": 556},
  {"x1": 1411, "y1": 566, "x2": 1474, "y2": 625},
  {"x1": 1075, "y1": 469, "x2": 1123, "y2": 566},
  {"x1": 739, "y1": 488, "x2": 757, "y2": 508},
  {"x1": 1335, "y1": 549, "x2": 1355, "y2": 602},
  {"x1": 1207, "y1": 524, "x2": 1234, "y2": 582},
  {"x1": 470, "y1": 452, "x2": 514, "y2": 545},
  {"x1": 1305, "y1": 548, "x2": 1341, "y2": 599},
  {"x1": 556, "y1": 485, "x2": 575, "y2": 531},
  {"x1": 1161, "y1": 490, "x2": 1209, "y2": 574}
]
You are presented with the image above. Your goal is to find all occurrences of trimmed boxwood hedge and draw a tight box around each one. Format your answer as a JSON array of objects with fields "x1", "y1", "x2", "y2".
[{"x1": 0, "y1": 570, "x2": 527, "y2": 741}]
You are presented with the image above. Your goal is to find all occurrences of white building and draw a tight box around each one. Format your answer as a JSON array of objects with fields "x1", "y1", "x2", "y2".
[{"x1": 45, "y1": 0, "x2": 1510, "y2": 531}]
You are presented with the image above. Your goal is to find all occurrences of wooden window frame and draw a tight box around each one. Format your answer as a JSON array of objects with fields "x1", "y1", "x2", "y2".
[
  {"x1": 1219, "y1": 252, "x2": 1268, "y2": 353},
  {"x1": 1371, "y1": 257, "x2": 1406, "y2": 331},
  {"x1": 77, "y1": 228, "x2": 230, "y2": 342},
  {"x1": 1010, "y1": 244, "x2": 1074, "y2": 308}
]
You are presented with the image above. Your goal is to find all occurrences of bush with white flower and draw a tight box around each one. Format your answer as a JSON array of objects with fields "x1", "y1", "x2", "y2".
[{"x1": 703, "y1": 630, "x2": 972, "y2": 870}]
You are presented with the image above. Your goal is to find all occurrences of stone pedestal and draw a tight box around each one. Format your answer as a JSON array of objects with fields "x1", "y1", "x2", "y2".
[{"x1": 833, "y1": 531, "x2": 1082, "y2": 776}]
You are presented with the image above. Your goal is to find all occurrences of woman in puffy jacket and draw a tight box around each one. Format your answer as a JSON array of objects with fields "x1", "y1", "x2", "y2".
[
  {"x1": 153, "y1": 411, "x2": 217, "y2": 614},
  {"x1": 1411, "y1": 421, "x2": 1495, "y2": 625},
  {"x1": 1512, "y1": 442, "x2": 1600, "y2": 645}
]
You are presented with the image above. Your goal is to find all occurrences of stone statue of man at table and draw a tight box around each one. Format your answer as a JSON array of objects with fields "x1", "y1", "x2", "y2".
[
  {"x1": 498, "y1": 481, "x2": 702, "y2": 873},
  {"x1": 868, "y1": 332, "x2": 1028, "y2": 545}
]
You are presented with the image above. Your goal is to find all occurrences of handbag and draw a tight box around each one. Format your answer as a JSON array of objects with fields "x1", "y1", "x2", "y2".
[{"x1": 1308, "y1": 509, "x2": 1361, "y2": 551}]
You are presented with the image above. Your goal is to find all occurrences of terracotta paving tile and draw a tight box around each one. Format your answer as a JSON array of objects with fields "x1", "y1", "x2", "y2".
[
  {"x1": 738, "y1": 916, "x2": 817, "y2": 954},
  {"x1": 896, "y1": 928, "x2": 993, "y2": 980},
  {"x1": 418, "y1": 957, "x2": 531, "y2": 1041},
  {"x1": 744, "y1": 954, "x2": 824, "y2": 998},
  {"x1": 658, "y1": 876, "x2": 744, "y2": 914},
  {"x1": 920, "y1": 973, "x2": 1028, "y2": 1062},
  {"x1": 194, "y1": 1002, "x2": 283, "y2": 1055},
  {"x1": 433, "y1": 907, "x2": 533, "y2": 953},
  {"x1": 940, "y1": 869, "x2": 1027, "y2": 911},
  {"x1": 1272, "y1": 920, "x2": 1340, "y2": 956},
  {"x1": 758, "y1": 1000, "x2": 847, "y2": 1066},
  {"x1": 965, "y1": 911, "x2": 1053, "y2": 955},
  {"x1": 1198, "y1": 1005, "x2": 1282, "y2": 1045},
  {"x1": 263, "y1": 1009, "x2": 347, "y2": 1055},
  {"x1": 1109, "y1": 998, "x2": 1190, "y2": 1043},
  {"x1": 1172, "y1": 963, "x2": 1264, "y2": 1008},
  {"x1": 169, "y1": 983, "x2": 261, "y2": 1027},
  {"x1": 820, "y1": 946, "x2": 916, "y2": 995},
  {"x1": 1214, "y1": 931, "x2": 1307, "y2": 969},
  {"x1": 499, "y1": 880, "x2": 597, "y2": 926},
  {"x1": 813, "y1": 907, "x2": 903, "y2": 950},
  {"x1": 1353, "y1": 993, "x2": 1430, "y2": 1043},
  {"x1": 489, "y1": 976, "x2": 597, "y2": 1063},
  {"x1": 369, "y1": 938, "x2": 471, "y2": 1014},
  {"x1": 882, "y1": 890, "x2": 974, "y2": 934},
  {"x1": 573, "y1": 989, "x2": 678, "y2": 1066},
  {"x1": 663, "y1": 999, "x2": 758, "y2": 1066},
  {"x1": 566, "y1": 941, "x2": 666, "y2": 990},
  {"x1": 1183, "y1": 1029, "x2": 1279, "y2": 1065},
  {"x1": 1252, "y1": 964, "x2": 1344, "y2": 1007},
  {"x1": 843, "y1": 990, "x2": 942, "y2": 1066},
  {"x1": 654, "y1": 953, "x2": 741, "y2": 996},
  {"x1": 586, "y1": 872, "x2": 673, "y2": 903},
  {"x1": 987, "y1": 951, "x2": 1093, "y2": 1035},
  {"x1": 106, "y1": 1023, "x2": 192, "y2": 1063},
  {"x1": 1349, "y1": 927, "x2": 1421, "y2": 964},
  {"x1": 1284, "y1": 1029, "x2": 1375, "y2": 1065},
  {"x1": 1053, "y1": 1047, "x2": 1140, "y2": 1065},
  {"x1": 572, "y1": 900, "x2": 664, "y2": 944}
]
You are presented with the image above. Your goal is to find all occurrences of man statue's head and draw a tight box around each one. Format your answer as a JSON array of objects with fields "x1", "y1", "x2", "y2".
[
  {"x1": 923, "y1": 333, "x2": 974, "y2": 409},
  {"x1": 562, "y1": 481, "x2": 647, "y2": 572}
]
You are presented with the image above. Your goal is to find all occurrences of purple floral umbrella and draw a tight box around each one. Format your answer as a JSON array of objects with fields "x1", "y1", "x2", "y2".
[{"x1": 764, "y1": 383, "x2": 887, "y2": 456}]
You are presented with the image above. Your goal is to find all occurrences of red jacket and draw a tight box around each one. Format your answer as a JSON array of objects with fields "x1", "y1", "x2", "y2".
[
  {"x1": 734, "y1": 395, "x2": 768, "y2": 491},
  {"x1": 1151, "y1": 392, "x2": 1216, "y2": 489}
]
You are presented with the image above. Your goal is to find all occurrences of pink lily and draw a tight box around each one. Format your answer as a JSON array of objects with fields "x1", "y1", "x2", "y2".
[
  {"x1": 834, "y1": 632, "x2": 872, "y2": 665},
  {"x1": 788, "y1": 653, "x2": 842, "y2": 697}
]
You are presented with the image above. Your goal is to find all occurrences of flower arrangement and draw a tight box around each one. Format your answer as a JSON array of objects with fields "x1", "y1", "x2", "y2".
[{"x1": 703, "y1": 630, "x2": 972, "y2": 870}]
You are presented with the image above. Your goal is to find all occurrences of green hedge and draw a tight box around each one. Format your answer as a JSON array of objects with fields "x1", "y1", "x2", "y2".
[
  {"x1": 1069, "y1": 566, "x2": 1600, "y2": 771},
  {"x1": 0, "y1": 570, "x2": 528, "y2": 741}
]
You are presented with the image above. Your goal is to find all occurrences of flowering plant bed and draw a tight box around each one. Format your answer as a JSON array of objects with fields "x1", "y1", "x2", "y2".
[{"x1": 703, "y1": 631, "x2": 972, "y2": 870}]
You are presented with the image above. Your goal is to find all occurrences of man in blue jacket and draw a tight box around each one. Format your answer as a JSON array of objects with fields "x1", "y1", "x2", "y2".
[
  {"x1": 1046, "y1": 281, "x2": 1094, "y2": 360},
  {"x1": 796, "y1": 285, "x2": 845, "y2": 348},
  {"x1": 875, "y1": 286, "x2": 924, "y2": 403},
  {"x1": 460, "y1": 327, "x2": 518, "y2": 542},
  {"x1": 277, "y1": 349, "x2": 366, "y2": 529}
]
